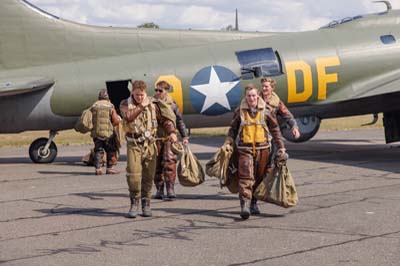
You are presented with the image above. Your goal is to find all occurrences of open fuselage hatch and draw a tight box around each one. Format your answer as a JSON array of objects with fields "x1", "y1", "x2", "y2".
[{"x1": 235, "y1": 47, "x2": 283, "y2": 80}]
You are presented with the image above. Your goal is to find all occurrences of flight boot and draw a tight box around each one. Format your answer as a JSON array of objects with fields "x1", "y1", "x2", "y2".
[
  {"x1": 141, "y1": 198, "x2": 152, "y2": 217},
  {"x1": 106, "y1": 167, "x2": 120, "y2": 175},
  {"x1": 95, "y1": 168, "x2": 103, "y2": 175},
  {"x1": 154, "y1": 182, "x2": 165, "y2": 200},
  {"x1": 240, "y1": 196, "x2": 250, "y2": 220},
  {"x1": 250, "y1": 198, "x2": 261, "y2": 215},
  {"x1": 110, "y1": 154, "x2": 118, "y2": 166},
  {"x1": 165, "y1": 181, "x2": 176, "y2": 200},
  {"x1": 127, "y1": 197, "x2": 140, "y2": 218}
]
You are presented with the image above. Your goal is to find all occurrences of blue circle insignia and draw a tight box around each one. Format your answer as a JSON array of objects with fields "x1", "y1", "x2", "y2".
[{"x1": 190, "y1": 65, "x2": 242, "y2": 116}]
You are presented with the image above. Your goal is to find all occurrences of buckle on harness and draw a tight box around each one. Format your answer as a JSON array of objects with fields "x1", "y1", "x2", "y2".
[{"x1": 144, "y1": 130, "x2": 151, "y2": 139}]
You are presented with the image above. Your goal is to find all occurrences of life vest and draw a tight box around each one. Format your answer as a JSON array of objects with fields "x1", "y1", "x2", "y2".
[
  {"x1": 242, "y1": 111, "x2": 267, "y2": 144},
  {"x1": 238, "y1": 97, "x2": 269, "y2": 154},
  {"x1": 90, "y1": 100, "x2": 114, "y2": 139},
  {"x1": 156, "y1": 95, "x2": 176, "y2": 138},
  {"x1": 123, "y1": 96, "x2": 158, "y2": 140}
]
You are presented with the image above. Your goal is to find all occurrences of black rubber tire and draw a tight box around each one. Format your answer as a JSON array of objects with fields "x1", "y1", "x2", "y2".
[
  {"x1": 282, "y1": 116, "x2": 320, "y2": 143},
  {"x1": 29, "y1": 138, "x2": 58, "y2": 163}
]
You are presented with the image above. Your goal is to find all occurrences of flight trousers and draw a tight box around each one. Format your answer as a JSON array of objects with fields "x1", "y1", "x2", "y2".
[
  {"x1": 154, "y1": 139, "x2": 177, "y2": 188},
  {"x1": 126, "y1": 140, "x2": 157, "y2": 200},
  {"x1": 237, "y1": 147, "x2": 270, "y2": 200},
  {"x1": 93, "y1": 137, "x2": 117, "y2": 169}
]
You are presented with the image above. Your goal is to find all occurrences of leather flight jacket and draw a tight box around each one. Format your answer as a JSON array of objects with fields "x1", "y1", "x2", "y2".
[
  {"x1": 227, "y1": 97, "x2": 285, "y2": 152},
  {"x1": 120, "y1": 96, "x2": 177, "y2": 144},
  {"x1": 263, "y1": 92, "x2": 298, "y2": 130}
]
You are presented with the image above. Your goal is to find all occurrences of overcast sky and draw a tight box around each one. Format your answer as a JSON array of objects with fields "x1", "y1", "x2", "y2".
[{"x1": 28, "y1": 0, "x2": 400, "y2": 31}]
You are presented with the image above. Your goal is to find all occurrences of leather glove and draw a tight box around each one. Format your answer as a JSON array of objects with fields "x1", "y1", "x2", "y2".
[
  {"x1": 275, "y1": 148, "x2": 289, "y2": 166},
  {"x1": 222, "y1": 136, "x2": 234, "y2": 151},
  {"x1": 223, "y1": 136, "x2": 234, "y2": 146},
  {"x1": 169, "y1": 132, "x2": 178, "y2": 143}
]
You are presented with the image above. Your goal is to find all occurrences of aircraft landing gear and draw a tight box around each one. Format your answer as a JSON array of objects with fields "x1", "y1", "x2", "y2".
[{"x1": 29, "y1": 130, "x2": 58, "y2": 163}]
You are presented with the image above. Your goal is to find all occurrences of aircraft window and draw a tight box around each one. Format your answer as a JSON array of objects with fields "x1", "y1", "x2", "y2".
[
  {"x1": 341, "y1": 17, "x2": 353, "y2": 23},
  {"x1": 380, "y1": 35, "x2": 396, "y2": 44},
  {"x1": 321, "y1": 15, "x2": 363, "y2": 28},
  {"x1": 235, "y1": 48, "x2": 283, "y2": 80},
  {"x1": 326, "y1": 20, "x2": 339, "y2": 28}
]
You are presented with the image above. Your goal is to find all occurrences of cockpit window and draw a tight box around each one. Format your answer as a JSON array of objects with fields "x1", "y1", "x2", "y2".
[
  {"x1": 235, "y1": 48, "x2": 283, "y2": 80},
  {"x1": 320, "y1": 15, "x2": 363, "y2": 29},
  {"x1": 380, "y1": 35, "x2": 396, "y2": 44}
]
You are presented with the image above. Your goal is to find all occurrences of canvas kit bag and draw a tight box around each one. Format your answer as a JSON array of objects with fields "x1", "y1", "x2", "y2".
[
  {"x1": 74, "y1": 108, "x2": 93, "y2": 133},
  {"x1": 206, "y1": 145, "x2": 238, "y2": 194},
  {"x1": 177, "y1": 146, "x2": 205, "y2": 186},
  {"x1": 254, "y1": 164, "x2": 298, "y2": 208}
]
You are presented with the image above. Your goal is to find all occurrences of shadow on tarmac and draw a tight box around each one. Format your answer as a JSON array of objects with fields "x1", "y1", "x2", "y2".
[
  {"x1": 193, "y1": 135, "x2": 400, "y2": 173},
  {"x1": 156, "y1": 207, "x2": 286, "y2": 221},
  {"x1": 36, "y1": 207, "x2": 126, "y2": 217},
  {"x1": 1, "y1": 134, "x2": 400, "y2": 174},
  {"x1": 34, "y1": 205, "x2": 286, "y2": 221}
]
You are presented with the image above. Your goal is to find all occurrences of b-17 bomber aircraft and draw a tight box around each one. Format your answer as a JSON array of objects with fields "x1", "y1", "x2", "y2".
[{"x1": 1, "y1": 0, "x2": 400, "y2": 163}]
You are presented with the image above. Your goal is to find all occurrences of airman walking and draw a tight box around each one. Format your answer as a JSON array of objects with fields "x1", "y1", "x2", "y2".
[
  {"x1": 224, "y1": 84, "x2": 287, "y2": 219},
  {"x1": 260, "y1": 77, "x2": 299, "y2": 171},
  {"x1": 90, "y1": 88, "x2": 121, "y2": 175},
  {"x1": 120, "y1": 80, "x2": 178, "y2": 218},
  {"x1": 153, "y1": 80, "x2": 189, "y2": 200}
]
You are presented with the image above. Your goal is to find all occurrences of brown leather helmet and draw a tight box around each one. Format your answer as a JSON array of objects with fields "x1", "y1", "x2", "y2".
[{"x1": 98, "y1": 88, "x2": 109, "y2": 100}]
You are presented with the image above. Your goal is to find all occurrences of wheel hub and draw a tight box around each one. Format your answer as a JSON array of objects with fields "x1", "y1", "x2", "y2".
[{"x1": 38, "y1": 146, "x2": 50, "y2": 158}]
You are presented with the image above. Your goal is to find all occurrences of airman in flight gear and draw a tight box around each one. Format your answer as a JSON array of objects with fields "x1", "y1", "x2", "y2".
[
  {"x1": 153, "y1": 80, "x2": 189, "y2": 200},
  {"x1": 259, "y1": 77, "x2": 299, "y2": 172},
  {"x1": 224, "y1": 84, "x2": 287, "y2": 219},
  {"x1": 120, "y1": 80, "x2": 177, "y2": 218},
  {"x1": 260, "y1": 77, "x2": 300, "y2": 139},
  {"x1": 90, "y1": 88, "x2": 121, "y2": 175}
]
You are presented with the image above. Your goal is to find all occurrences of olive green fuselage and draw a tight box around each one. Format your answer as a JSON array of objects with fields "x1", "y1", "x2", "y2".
[{"x1": 2, "y1": 0, "x2": 400, "y2": 136}]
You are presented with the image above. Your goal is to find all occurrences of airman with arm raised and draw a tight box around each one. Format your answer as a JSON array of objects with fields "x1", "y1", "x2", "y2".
[{"x1": 120, "y1": 80, "x2": 177, "y2": 218}]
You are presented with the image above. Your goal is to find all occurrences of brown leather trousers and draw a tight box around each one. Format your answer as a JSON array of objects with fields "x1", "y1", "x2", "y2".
[
  {"x1": 237, "y1": 148, "x2": 270, "y2": 200},
  {"x1": 154, "y1": 139, "x2": 177, "y2": 187}
]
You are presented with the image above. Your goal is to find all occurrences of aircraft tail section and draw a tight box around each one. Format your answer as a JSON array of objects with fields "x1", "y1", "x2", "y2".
[
  {"x1": 0, "y1": 0, "x2": 266, "y2": 71},
  {"x1": 0, "y1": 0, "x2": 69, "y2": 70},
  {"x1": 0, "y1": 0, "x2": 148, "y2": 69},
  {"x1": 1, "y1": 0, "x2": 150, "y2": 70}
]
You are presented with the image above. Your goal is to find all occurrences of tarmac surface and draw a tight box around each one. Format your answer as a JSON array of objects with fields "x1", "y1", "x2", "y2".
[{"x1": 0, "y1": 128, "x2": 399, "y2": 266}]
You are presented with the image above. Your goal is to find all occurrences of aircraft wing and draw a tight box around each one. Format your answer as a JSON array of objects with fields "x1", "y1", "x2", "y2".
[{"x1": 0, "y1": 77, "x2": 54, "y2": 97}]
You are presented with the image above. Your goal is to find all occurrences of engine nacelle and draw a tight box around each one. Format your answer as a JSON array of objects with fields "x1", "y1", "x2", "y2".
[{"x1": 281, "y1": 116, "x2": 320, "y2": 143}]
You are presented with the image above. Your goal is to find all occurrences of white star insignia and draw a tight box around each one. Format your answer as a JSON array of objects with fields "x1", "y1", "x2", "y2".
[{"x1": 191, "y1": 66, "x2": 240, "y2": 113}]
